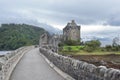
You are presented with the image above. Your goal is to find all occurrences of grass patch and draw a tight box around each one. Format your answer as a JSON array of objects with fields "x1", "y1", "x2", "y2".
[
  {"x1": 75, "y1": 51, "x2": 120, "y2": 55},
  {"x1": 59, "y1": 46, "x2": 120, "y2": 55},
  {"x1": 62, "y1": 46, "x2": 84, "y2": 52},
  {"x1": 59, "y1": 46, "x2": 84, "y2": 55},
  {"x1": 59, "y1": 45, "x2": 120, "y2": 56},
  {"x1": 59, "y1": 51, "x2": 120, "y2": 56}
]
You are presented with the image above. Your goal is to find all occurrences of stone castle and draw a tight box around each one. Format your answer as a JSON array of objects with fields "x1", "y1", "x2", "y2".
[
  {"x1": 40, "y1": 20, "x2": 81, "y2": 51},
  {"x1": 63, "y1": 20, "x2": 80, "y2": 42},
  {"x1": 39, "y1": 21, "x2": 120, "y2": 80}
]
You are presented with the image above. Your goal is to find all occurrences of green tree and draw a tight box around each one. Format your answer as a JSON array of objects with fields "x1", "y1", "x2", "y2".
[
  {"x1": 105, "y1": 45, "x2": 112, "y2": 51},
  {"x1": 67, "y1": 47, "x2": 72, "y2": 51},
  {"x1": 112, "y1": 37, "x2": 120, "y2": 51},
  {"x1": 0, "y1": 23, "x2": 45, "y2": 50},
  {"x1": 84, "y1": 40, "x2": 101, "y2": 52}
]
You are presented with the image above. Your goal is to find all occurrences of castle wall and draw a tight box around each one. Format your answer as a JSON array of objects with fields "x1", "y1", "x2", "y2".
[
  {"x1": 63, "y1": 20, "x2": 80, "y2": 42},
  {"x1": 39, "y1": 33, "x2": 49, "y2": 46},
  {"x1": 70, "y1": 28, "x2": 80, "y2": 41}
]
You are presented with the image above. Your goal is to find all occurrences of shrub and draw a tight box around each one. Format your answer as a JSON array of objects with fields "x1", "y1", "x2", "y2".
[
  {"x1": 64, "y1": 40, "x2": 80, "y2": 46},
  {"x1": 67, "y1": 47, "x2": 72, "y2": 51},
  {"x1": 84, "y1": 40, "x2": 101, "y2": 52}
]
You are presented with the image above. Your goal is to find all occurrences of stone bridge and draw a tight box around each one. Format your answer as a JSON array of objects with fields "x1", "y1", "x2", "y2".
[
  {"x1": 0, "y1": 46, "x2": 120, "y2": 80},
  {"x1": 0, "y1": 46, "x2": 71, "y2": 80}
]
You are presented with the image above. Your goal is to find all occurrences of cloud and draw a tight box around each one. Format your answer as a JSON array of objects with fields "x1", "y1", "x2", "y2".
[
  {"x1": 81, "y1": 25, "x2": 120, "y2": 46},
  {"x1": 107, "y1": 15, "x2": 120, "y2": 26},
  {"x1": 0, "y1": 0, "x2": 120, "y2": 26},
  {"x1": 0, "y1": 0, "x2": 120, "y2": 45}
]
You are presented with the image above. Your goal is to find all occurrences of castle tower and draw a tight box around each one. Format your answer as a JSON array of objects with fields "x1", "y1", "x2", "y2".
[
  {"x1": 39, "y1": 32, "x2": 49, "y2": 46},
  {"x1": 63, "y1": 20, "x2": 81, "y2": 42}
]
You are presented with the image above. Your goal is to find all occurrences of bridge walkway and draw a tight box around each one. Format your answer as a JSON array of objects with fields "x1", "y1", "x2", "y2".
[{"x1": 10, "y1": 48, "x2": 64, "y2": 80}]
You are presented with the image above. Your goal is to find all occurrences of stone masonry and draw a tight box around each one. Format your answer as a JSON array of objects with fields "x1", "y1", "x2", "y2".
[
  {"x1": 0, "y1": 46, "x2": 33, "y2": 80},
  {"x1": 39, "y1": 20, "x2": 81, "y2": 51},
  {"x1": 39, "y1": 47, "x2": 120, "y2": 80},
  {"x1": 39, "y1": 20, "x2": 120, "y2": 80},
  {"x1": 63, "y1": 20, "x2": 80, "y2": 42},
  {"x1": 39, "y1": 32, "x2": 49, "y2": 46}
]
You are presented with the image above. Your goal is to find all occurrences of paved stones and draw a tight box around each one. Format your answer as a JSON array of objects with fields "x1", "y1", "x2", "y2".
[{"x1": 10, "y1": 48, "x2": 64, "y2": 80}]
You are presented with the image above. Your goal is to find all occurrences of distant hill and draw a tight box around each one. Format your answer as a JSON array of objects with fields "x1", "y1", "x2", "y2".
[
  {"x1": 0, "y1": 24, "x2": 45, "y2": 50},
  {"x1": 37, "y1": 23, "x2": 62, "y2": 34}
]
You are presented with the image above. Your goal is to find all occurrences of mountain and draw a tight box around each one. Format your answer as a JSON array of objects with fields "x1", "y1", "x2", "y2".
[
  {"x1": 0, "y1": 23, "x2": 45, "y2": 50},
  {"x1": 37, "y1": 23, "x2": 62, "y2": 34},
  {"x1": 0, "y1": 19, "x2": 62, "y2": 34}
]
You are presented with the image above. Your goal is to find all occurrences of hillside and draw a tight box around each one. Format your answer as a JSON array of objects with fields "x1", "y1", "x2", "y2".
[
  {"x1": 36, "y1": 23, "x2": 62, "y2": 34},
  {"x1": 0, "y1": 24, "x2": 45, "y2": 50}
]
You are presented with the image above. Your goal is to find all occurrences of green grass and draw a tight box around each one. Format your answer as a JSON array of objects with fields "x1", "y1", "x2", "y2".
[
  {"x1": 60, "y1": 50, "x2": 120, "y2": 55},
  {"x1": 60, "y1": 46, "x2": 120, "y2": 55},
  {"x1": 75, "y1": 51, "x2": 120, "y2": 55},
  {"x1": 59, "y1": 46, "x2": 120, "y2": 56},
  {"x1": 62, "y1": 46, "x2": 84, "y2": 52}
]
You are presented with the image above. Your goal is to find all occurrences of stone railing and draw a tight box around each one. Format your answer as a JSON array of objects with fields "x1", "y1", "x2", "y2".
[
  {"x1": 39, "y1": 47, "x2": 120, "y2": 80},
  {"x1": 0, "y1": 46, "x2": 33, "y2": 80}
]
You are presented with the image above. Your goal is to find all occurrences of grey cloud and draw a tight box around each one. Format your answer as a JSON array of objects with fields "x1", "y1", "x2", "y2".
[
  {"x1": 0, "y1": 0, "x2": 120, "y2": 26},
  {"x1": 0, "y1": 0, "x2": 120, "y2": 46},
  {"x1": 107, "y1": 16, "x2": 120, "y2": 26}
]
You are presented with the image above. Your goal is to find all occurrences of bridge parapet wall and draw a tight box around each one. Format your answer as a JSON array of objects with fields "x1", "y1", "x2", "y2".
[
  {"x1": 0, "y1": 46, "x2": 33, "y2": 80},
  {"x1": 40, "y1": 47, "x2": 120, "y2": 80}
]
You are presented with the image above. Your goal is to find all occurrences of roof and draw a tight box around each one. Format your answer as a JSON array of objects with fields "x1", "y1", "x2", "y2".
[{"x1": 63, "y1": 20, "x2": 80, "y2": 30}]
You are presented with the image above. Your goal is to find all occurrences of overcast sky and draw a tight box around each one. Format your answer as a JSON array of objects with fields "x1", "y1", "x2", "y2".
[{"x1": 0, "y1": 0, "x2": 120, "y2": 45}]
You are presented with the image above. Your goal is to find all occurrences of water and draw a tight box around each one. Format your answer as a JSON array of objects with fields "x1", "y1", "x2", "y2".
[{"x1": 0, "y1": 51, "x2": 11, "y2": 55}]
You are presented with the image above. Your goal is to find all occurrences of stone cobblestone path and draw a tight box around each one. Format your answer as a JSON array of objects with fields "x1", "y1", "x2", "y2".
[{"x1": 10, "y1": 48, "x2": 64, "y2": 80}]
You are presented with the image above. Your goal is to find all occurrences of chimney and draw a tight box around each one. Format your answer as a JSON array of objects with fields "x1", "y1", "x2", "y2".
[{"x1": 71, "y1": 20, "x2": 75, "y2": 23}]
